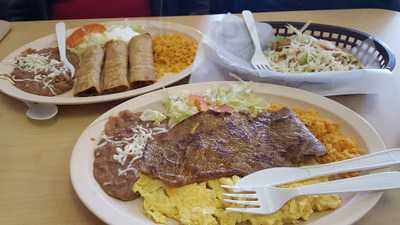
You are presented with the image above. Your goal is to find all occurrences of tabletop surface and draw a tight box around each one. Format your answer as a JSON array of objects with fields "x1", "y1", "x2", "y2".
[{"x1": 1, "y1": 8, "x2": 400, "y2": 225}]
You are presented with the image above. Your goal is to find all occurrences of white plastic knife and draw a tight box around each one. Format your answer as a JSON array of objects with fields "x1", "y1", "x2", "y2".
[{"x1": 235, "y1": 148, "x2": 400, "y2": 188}]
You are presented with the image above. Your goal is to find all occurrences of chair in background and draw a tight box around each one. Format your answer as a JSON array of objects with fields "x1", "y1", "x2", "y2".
[
  {"x1": 51, "y1": 0, "x2": 151, "y2": 19},
  {"x1": 2, "y1": 0, "x2": 151, "y2": 21},
  {"x1": 210, "y1": 0, "x2": 400, "y2": 14},
  {"x1": 3, "y1": 0, "x2": 400, "y2": 21}
]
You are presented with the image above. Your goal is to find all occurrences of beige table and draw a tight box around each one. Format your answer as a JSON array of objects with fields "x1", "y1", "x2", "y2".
[{"x1": 1, "y1": 9, "x2": 399, "y2": 225}]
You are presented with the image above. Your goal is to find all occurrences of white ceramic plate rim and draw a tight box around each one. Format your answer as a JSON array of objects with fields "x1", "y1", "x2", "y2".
[
  {"x1": 0, "y1": 20, "x2": 202, "y2": 105},
  {"x1": 70, "y1": 81, "x2": 385, "y2": 225}
]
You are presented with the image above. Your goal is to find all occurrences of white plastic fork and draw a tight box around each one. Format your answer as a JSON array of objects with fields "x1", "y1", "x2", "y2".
[
  {"x1": 351, "y1": 36, "x2": 380, "y2": 68},
  {"x1": 55, "y1": 22, "x2": 75, "y2": 77},
  {"x1": 223, "y1": 171, "x2": 400, "y2": 215},
  {"x1": 242, "y1": 10, "x2": 271, "y2": 71}
]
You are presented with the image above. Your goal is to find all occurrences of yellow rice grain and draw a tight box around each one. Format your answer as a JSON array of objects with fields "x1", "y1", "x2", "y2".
[{"x1": 152, "y1": 33, "x2": 198, "y2": 79}]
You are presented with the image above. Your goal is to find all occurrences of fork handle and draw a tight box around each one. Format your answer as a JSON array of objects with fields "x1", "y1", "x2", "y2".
[
  {"x1": 56, "y1": 22, "x2": 67, "y2": 61},
  {"x1": 297, "y1": 172, "x2": 400, "y2": 195},
  {"x1": 304, "y1": 148, "x2": 400, "y2": 178},
  {"x1": 242, "y1": 10, "x2": 262, "y2": 52}
]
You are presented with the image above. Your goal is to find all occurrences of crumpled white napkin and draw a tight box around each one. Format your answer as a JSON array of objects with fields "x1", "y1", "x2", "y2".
[{"x1": 190, "y1": 14, "x2": 394, "y2": 96}]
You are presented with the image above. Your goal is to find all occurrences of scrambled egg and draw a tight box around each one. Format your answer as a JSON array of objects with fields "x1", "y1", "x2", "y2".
[{"x1": 133, "y1": 175, "x2": 341, "y2": 225}]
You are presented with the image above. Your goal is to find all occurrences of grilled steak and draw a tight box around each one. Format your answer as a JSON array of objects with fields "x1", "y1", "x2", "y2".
[{"x1": 139, "y1": 108, "x2": 326, "y2": 186}]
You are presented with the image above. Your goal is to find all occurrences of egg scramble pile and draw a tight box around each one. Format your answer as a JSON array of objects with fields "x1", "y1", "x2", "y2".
[{"x1": 134, "y1": 175, "x2": 341, "y2": 225}]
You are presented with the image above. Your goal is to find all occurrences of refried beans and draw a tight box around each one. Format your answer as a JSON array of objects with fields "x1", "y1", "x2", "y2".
[
  {"x1": 6, "y1": 48, "x2": 79, "y2": 96},
  {"x1": 93, "y1": 110, "x2": 168, "y2": 201}
]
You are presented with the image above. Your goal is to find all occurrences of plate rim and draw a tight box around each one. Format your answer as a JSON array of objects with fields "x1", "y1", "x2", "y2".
[
  {"x1": 70, "y1": 81, "x2": 385, "y2": 225},
  {"x1": 0, "y1": 20, "x2": 203, "y2": 105}
]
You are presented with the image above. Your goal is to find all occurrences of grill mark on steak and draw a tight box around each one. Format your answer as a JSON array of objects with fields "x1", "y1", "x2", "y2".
[
  {"x1": 93, "y1": 110, "x2": 166, "y2": 201},
  {"x1": 139, "y1": 108, "x2": 326, "y2": 186}
]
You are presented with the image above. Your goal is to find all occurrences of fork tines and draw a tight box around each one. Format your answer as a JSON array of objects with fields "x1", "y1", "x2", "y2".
[
  {"x1": 222, "y1": 185, "x2": 262, "y2": 211},
  {"x1": 254, "y1": 64, "x2": 269, "y2": 70}
]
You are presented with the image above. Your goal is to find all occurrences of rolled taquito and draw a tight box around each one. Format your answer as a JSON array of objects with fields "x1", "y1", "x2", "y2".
[
  {"x1": 73, "y1": 45, "x2": 104, "y2": 96},
  {"x1": 101, "y1": 40, "x2": 130, "y2": 94},
  {"x1": 128, "y1": 33, "x2": 156, "y2": 88}
]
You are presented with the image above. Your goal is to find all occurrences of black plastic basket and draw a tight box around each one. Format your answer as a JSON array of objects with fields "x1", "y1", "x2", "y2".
[{"x1": 264, "y1": 21, "x2": 396, "y2": 71}]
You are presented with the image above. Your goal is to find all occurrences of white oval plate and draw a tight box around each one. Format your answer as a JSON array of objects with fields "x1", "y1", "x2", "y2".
[
  {"x1": 70, "y1": 81, "x2": 385, "y2": 225},
  {"x1": 0, "y1": 20, "x2": 202, "y2": 105}
]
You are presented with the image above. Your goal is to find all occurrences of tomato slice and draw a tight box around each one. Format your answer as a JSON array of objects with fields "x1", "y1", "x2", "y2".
[
  {"x1": 188, "y1": 95, "x2": 209, "y2": 112},
  {"x1": 66, "y1": 23, "x2": 106, "y2": 48},
  {"x1": 82, "y1": 23, "x2": 106, "y2": 33},
  {"x1": 66, "y1": 28, "x2": 85, "y2": 48}
]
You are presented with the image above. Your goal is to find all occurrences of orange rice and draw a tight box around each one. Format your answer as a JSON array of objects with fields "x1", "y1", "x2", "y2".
[{"x1": 152, "y1": 33, "x2": 198, "y2": 79}]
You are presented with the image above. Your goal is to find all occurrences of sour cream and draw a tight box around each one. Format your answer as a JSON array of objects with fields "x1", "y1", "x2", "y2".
[{"x1": 105, "y1": 25, "x2": 139, "y2": 42}]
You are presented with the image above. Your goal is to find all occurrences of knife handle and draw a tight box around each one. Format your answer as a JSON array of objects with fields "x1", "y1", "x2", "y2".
[
  {"x1": 304, "y1": 148, "x2": 400, "y2": 177},
  {"x1": 298, "y1": 171, "x2": 400, "y2": 195}
]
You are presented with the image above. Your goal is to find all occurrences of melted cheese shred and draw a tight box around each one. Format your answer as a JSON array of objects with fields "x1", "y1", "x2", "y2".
[
  {"x1": 99, "y1": 125, "x2": 168, "y2": 176},
  {"x1": 12, "y1": 53, "x2": 69, "y2": 95}
]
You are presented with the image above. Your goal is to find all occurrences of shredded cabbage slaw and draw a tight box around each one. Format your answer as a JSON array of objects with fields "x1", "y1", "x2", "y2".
[
  {"x1": 203, "y1": 83, "x2": 264, "y2": 114},
  {"x1": 140, "y1": 109, "x2": 167, "y2": 125},
  {"x1": 163, "y1": 95, "x2": 199, "y2": 127},
  {"x1": 265, "y1": 25, "x2": 364, "y2": 73}
]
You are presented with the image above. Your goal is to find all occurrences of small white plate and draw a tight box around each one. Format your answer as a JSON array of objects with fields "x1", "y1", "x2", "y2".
[
  {"x1": 70, "y1": 81, "x2": 385, "y2": 225},
  {"x1": 0, "y1": 20, "x2": 202, "y2": 105}
]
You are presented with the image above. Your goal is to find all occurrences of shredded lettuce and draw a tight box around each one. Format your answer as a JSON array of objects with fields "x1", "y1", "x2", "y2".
[
  {"x1": 164, "y1": 95, "x2": 199, "y2": 127},
  {"x1": 71, "y1": 24, "x2": 143, "y2": 55},
  {"x1": 204, "y1": 83, "x2": 265, "y2": 115},
  {"x1": 73, "y1": 32, "x2": 109, "y2": 55},
  {"x1": 129, "y1": 24, "x2": 145, "y2": 33},
  {"x1": 140, "y1": 109, "x2": 167, "y2": 125},
  {"x1": 163, "y1": 84, "x2": 265, "y2": 127},
  {"x1": 272, "y1": 35, "x2": 289, "y2": 42}
]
